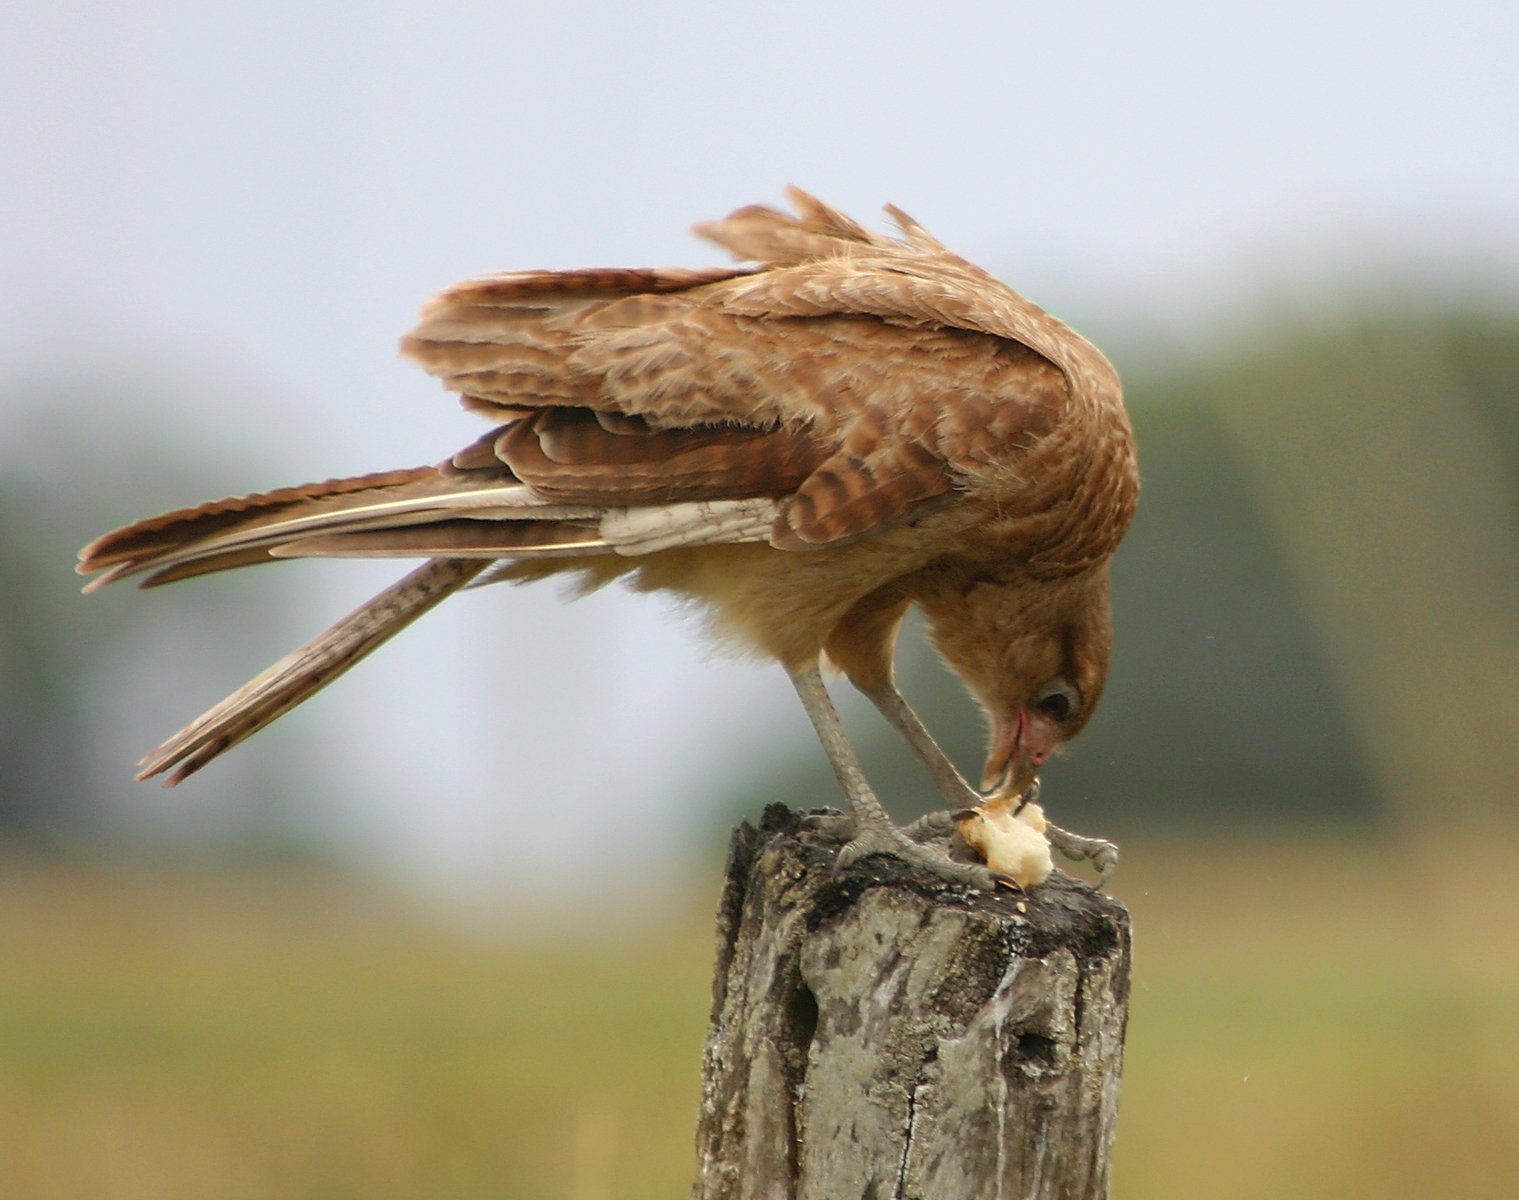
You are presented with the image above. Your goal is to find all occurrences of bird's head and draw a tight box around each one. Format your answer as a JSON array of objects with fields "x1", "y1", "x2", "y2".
[{"x1": 921, "y1": 567, "x2": 1113, "y2": 801}]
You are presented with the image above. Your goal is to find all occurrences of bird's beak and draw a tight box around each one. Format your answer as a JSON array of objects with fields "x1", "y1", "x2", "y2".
[
  {"x1": 981, "y1": 707, "x2": 1046, "y2": 798},
  {"x1": 981, "y1": 708, "x2": 1026, "y2": 793}
]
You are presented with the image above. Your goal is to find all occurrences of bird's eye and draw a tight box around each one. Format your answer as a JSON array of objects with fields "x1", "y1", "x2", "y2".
[{"x1": 1034, "y1": 685, "x2": 1076, "y2": 722}]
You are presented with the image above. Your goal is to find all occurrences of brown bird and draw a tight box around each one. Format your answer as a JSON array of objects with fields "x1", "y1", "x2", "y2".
[{"x1": 78, "y1": 189, "x2": 1138, "y2": 889}]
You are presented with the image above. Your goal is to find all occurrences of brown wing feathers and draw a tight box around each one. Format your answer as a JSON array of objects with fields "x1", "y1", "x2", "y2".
[
  {"x1": 82, "y1": 189, "x2": 1083, "y2": 590},
  {"x1": 492, "y1": 409, "x2": 828, "y2": 506},
  {"x1": 78, "y1": 190, "x2": 1091, "y2": 782}
]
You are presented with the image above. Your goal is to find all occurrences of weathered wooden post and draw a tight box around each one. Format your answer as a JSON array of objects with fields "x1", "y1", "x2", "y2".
[{"x1": 691, "y1": 805, "x2": 1130, "y2": 1200}]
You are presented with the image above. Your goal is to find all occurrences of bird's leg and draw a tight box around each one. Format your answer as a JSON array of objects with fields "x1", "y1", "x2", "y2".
[
  {"x1": 860, "y1": 679, "x2": 1120, "y2": 885},
  {"x1": 856, "y1": 681, "x2": 981, "y2": 809},
  {"x1": 787, "y1": 665, "x2": 1007, "y2": 890},
  {"x1": 1044, "y1": 823, "x2": 1120, "y2": 886},
  {"x1": 854, "y1": 680, "x2": 978, "y2": 843}
]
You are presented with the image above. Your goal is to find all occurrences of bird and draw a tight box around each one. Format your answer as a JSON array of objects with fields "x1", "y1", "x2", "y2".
[{"x1": 77, "y1": 188, "x2": 1138, "y2": 890}]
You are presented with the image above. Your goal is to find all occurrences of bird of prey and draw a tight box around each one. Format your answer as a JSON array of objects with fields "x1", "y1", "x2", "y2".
[{"x1": 78, "y1": 188, "x2": 1138, "y2": 890}]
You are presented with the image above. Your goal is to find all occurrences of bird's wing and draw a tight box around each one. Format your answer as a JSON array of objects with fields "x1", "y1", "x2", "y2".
[
  {"x1": 400, "y1": 187, "x2": 1079, "y2": 551},
  {"x1": 80, "y1": 189, "x2": 1086, "y2": 589}
]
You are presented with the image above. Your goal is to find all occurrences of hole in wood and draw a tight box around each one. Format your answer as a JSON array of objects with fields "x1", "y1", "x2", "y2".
[
  {"x1": 788, "y1": 980, "x2": 819, "y2": 1050},
  {"x1": 1015, "y1": 1031, "x2": 1058, "y2": 1068}
]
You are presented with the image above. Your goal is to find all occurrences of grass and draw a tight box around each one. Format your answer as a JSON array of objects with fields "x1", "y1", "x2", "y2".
[
  {"x1": 1, "y1": 833, "x2": 1516, "y2": 1199},
  {"x1": 1114, "y1": 835, "x2": 1519, "y2": 1200},
  {"x1": 0, "y1": 864, "x2": 714, "y2": 1200}
]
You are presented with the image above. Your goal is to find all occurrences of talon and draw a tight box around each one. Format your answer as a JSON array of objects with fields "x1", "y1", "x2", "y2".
[
  {"x1": 1011, "y1": 776, "x2": 1042, "y2": 815},
  {"x1": 1091, "y1": 845, "x2": 1119, "y2": 888},
  {"x1": 834, "y1": 838, "x2": 869, "y2": 871},
  {"x1": 955, "y1": 863, "x2": 1004, "y2": 890}
]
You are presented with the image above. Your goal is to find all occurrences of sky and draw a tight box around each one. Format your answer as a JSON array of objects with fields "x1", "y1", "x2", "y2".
[{"x1": 3, "y1": 1, "x2": 1516, "y2": 908}]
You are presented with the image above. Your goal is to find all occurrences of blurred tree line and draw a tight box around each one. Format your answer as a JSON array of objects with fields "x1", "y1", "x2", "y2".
[
  {"x1": 0, "y1": 389, "x2": 330, "y2": 854},
  {"x1": 3, "y1": 298, "x2": 1516, "y2": 852}
]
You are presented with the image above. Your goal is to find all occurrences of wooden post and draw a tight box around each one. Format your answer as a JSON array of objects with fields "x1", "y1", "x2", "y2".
[{"x1": 691, "y1": 805, "x2": 1130, "y2": 1200}]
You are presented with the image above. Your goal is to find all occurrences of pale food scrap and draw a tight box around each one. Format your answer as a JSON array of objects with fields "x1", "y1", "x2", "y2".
[{"x1": 955, "y1": 801, "x2": 1054, "y2": 890}]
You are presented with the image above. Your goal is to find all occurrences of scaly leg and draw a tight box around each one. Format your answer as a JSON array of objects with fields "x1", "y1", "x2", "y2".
[
  {"x1": 858, "y1": 679, "x2": 1120, "y2": 884},
  {"x1": 787, "y1": 665, "x2": 1007, "y2": 890},
  {"x1": 857, "y1": 681, "x2": 981, "y2": 809}
]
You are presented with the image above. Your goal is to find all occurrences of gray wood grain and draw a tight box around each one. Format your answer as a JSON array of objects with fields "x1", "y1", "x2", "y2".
[{"x1": 692, "y1": 805, "x2": 1130, "y2": 1200}]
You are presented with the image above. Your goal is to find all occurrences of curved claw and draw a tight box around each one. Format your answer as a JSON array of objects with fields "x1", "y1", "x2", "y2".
[{"x1": 1045, "y1": 822, "x2": 1120, "y2": 888}]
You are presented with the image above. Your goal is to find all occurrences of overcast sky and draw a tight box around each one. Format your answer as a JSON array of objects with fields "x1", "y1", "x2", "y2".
[{"x1": 3, "y1": 1, "x2": 1515, "y2": 908}]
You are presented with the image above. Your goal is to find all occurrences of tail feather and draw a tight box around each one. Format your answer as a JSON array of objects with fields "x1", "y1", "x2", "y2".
[
  {"x1": 78, "y1": 472, "x2": 598, "y2": 591},
  {"x1": 78, "y1": 467, "x2": 439, "y2": 574},
  {"x1": 270, "y1": 519, "x2": 608, "y2": 559},
  {"x1": 138, "y1": 557, "x2": 488, "y2": 785}
]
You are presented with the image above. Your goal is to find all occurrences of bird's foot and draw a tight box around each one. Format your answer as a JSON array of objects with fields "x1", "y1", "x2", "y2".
[
  {"x1": 1046, "y1": 822, "x2": 1119, "y2": 886},
  {"x1": 803, "y1": 808, "x2": 959, "y2": 845},
  {"x1": 825, "y1": 814, "x2": 1013, "y2": 891},
  {"x1": 901, "y1": 810, "x2": 960, "y2": 841}
]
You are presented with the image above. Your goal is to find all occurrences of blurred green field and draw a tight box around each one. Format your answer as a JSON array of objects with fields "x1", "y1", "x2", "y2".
[{"x1": 2, "y1": 834, "x2": 1516, "y2": 1200}]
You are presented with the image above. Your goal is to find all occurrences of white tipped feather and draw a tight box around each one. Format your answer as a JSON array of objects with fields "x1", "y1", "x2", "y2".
[
  {"x1": 137, "y1": 558, "x2": 487, "y2": 785},
  {"x1": 601, "y1": 499, "x2": 778, "y2": 555},
  {"x1": 271, "y1": 525, "x2": 611, "y2": 559}
]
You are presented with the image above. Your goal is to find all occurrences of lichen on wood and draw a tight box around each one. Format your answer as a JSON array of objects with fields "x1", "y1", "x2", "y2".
[{"x1": 691, "y1": 805, "x2": 1130, "y2": 1200}]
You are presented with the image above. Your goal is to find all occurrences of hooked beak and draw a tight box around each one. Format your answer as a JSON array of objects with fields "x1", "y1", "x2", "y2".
[{"x1": 981, "y1": 707, "x2": 1050, "y2": 798}]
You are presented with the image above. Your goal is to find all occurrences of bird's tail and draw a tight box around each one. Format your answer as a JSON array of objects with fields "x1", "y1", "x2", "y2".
[
  {"x1": 77, "y1": 463, "x2": 610, "y2": 783},
  {"x1": 76, "y1": 464, "x2": 605, "y2": 592},
  {"x1": 134, "y1": 556, "x2": 487, "y2": 784}
]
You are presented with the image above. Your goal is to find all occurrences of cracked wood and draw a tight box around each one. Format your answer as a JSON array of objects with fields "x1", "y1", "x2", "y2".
[{"x1": 691, "y1": 805, "x2": 1130, "y2": 1200}]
